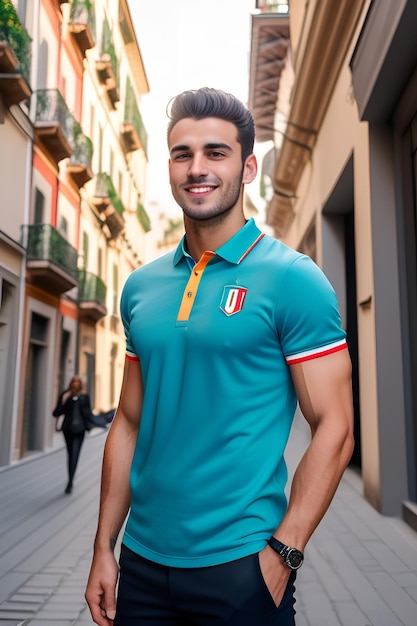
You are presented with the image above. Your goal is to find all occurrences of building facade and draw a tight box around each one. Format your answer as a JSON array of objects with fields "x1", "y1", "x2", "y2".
[
  {"x1": 249, "y1": 0, "x2": 417, "y2": 529},
  {"x1": 0, "y1": 0, "x2": 150, "y2": 465}
]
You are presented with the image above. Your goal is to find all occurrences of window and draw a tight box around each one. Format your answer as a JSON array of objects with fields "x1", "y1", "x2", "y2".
[
  {"x1": 98, "y1": 248, "x2": 103, "y2": 278},
  {"x1": 82, "y1": 231, "x2": 89, "y2": 268},
  {"x1": 112, "y1": 263, "x2": 118, "y2": 315},
  {"x1": 59, "y1": 215, "x2": 68, "y2": 236},
  {"x1": 34, "y1": 188, "x2": 45, "y2": 223}
]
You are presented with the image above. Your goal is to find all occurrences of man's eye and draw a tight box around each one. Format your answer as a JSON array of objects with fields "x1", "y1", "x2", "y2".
[
  {"x1": 208, "y1": 151, "x2": 224, "y2": 158},
  {"x1": 173, "y1": 153, "x2": 190, "y2": 160}
]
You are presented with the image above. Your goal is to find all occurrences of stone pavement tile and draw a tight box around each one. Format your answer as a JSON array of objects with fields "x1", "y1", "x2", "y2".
[
  {"x1": 18, "y1": 573, "x2": 59, "y2": 588},
  {"x1": 363, "y1": 540, "x2": 413, "y2": 573},
  {"x1": 33, "y1": 607, "x2": 82, "y2": 620},
  {"x1": 295, "y1": 578, "x2": 341, "y2": 625},
  {"x1": 406, "y1": 586, "x2": 417, "y2": 602},
  {"x1": 322, "y1": 539, "x2": 403, "y2": 625},
  {"x1": 302, "y1": 544, "x2": 352, "y2": 602},
  {"x1": 0, "y1": 602, "x2": 39, "y2": 613},
  {"x1": 392, "y1": 572, "x2": 417, "y2": 588},
  {"x1": 370, "y1": 571, "x2": 417, "y2": 626},
  {"x1": 0, "y1": 572, "x2": 32, "y2": 603},
  {"x1": 333, "y1": 601, "x2": 373, "y2": 625},
  {"x1": 8, "y1": 595, "x2": 47, "y2": 604},
  {"x1": 22, "y1": 616, "x2": 74, "y2": 626},
  {"x1": 75, "y1": 605, "x2": 94, "y2": 625}
]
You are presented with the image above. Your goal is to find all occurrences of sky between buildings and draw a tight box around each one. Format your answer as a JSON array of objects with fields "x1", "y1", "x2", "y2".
[{"x1": 128, "y1": 0, "x2": 260, "y2": 220}]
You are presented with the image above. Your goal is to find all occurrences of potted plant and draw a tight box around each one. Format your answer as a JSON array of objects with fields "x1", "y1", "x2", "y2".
[{"x1": 0, "y1": 0, "x2": 31, "y2": 81}]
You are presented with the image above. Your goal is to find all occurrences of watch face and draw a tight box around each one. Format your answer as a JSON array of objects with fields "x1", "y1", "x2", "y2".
[{"x1": 287, "y1": 548, "x2": 303, "y2": 570}]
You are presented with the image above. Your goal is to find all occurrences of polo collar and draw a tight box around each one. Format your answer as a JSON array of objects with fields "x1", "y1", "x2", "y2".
[{"x1": 173, "y1": 218, "x2": 264, "y2": 266}]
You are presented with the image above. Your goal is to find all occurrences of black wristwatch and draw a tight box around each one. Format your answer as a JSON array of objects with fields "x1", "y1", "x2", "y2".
[{"x1": 267, "y1": 536, "x2": 304, "y2": 570}]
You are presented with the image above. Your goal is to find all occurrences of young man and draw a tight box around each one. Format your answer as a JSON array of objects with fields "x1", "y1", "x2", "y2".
[{"x1": 85, "y1": 88, "x2": 354, "y2": 625}]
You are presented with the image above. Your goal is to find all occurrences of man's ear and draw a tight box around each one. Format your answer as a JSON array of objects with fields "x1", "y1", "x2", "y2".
[{"x1": 242, "y1": 154, "x2": 258, "y2": 184}]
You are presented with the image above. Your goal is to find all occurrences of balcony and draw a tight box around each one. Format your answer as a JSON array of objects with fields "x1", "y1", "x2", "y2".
[
  {"x1": 0, "y1": 1, "x2": 32, "y2": 107},
  {"x1": 22, "y1": 224, "x2": 78, "y2": 295},
  {"x1": 78, "y1": 269, "x2": 107, "y2": 323},
  {"x1": 91, "y1": 173, "x2": 125, "y2": 239},
  {"x1": 136, "y1": 202, "x2": 151, "y2": 233},
  {"x1": 121, "y1": 82, "x2": 148, "y2": 155},
  {"x1": 96, "y1": 18, "x2": 119, "y2": 108},
  {"x1": 96, "y1": 54, "x2": 119, "y2": 108},
  {"x1": 68, "y1": 0, "x2": 95, "y2": 58},
  {"x1": 67, "y1": 130, "x2": 93, "y2": 188},
  {"x1": 34, "y1": 89, "x2": 75, "y2": 164}
]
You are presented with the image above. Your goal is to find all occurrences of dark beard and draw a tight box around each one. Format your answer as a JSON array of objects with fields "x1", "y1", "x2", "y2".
[{"x1": 177, "y1": 169, "x2": 244, "y2": 223}]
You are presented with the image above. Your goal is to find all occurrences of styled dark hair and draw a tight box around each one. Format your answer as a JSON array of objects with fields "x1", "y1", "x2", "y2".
[{"x1": 167, "y1": 87, "x2": 255, "y2": 163}]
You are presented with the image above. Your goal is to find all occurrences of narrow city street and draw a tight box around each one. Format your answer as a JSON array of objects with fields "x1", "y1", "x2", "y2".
[{"x1": 1, "y1": 416, "x2": 417, "y2": 626}]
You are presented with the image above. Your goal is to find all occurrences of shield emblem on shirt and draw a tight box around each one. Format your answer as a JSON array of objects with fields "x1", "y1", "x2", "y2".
[{"x1": 220, "y1": 286, "x2": 248, "y2": 316}]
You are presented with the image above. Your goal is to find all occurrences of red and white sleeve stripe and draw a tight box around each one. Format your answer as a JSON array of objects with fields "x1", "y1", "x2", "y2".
[{"x1": 286, "y1": 339, "x2": 347, "y2": 366}]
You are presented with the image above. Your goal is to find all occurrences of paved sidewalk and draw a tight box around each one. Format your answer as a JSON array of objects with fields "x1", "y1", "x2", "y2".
[{"x1": 0, "y1": 416, "x2": 417, "y2": 625}]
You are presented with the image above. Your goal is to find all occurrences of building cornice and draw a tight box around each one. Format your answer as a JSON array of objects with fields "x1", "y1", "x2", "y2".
[{"x1": 268, "y1": 0, "x2": 365, "y2": 237}]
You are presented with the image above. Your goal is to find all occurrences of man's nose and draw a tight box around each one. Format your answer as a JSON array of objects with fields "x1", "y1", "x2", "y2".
[{"x1": 187, "y1": 154, "x2": 208, "y2": 178}]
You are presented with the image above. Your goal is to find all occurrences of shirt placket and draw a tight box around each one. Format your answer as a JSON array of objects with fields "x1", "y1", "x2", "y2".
[{"x1": 177, "y1": 251, "x2": 216, "y2": 322}]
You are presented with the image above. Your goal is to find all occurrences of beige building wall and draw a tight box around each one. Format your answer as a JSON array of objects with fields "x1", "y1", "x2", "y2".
[
  {"x1": 256, "y1": 0, "x2": 417, "y2": 523},
  {"x1": 0, "y1": 3, "x2": 32, "y2": 465},
  {"x1": 79, "y1": 0, "x2": 150, "y2": 413}
]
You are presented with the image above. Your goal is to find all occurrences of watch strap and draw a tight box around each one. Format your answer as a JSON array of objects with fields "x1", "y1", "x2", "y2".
[
  {"x1": 267, "y1": 536, "x2": 287, "y2": 556},
  {"x1": 267, "y1": 536, "x2": 304, "y2": 570}
]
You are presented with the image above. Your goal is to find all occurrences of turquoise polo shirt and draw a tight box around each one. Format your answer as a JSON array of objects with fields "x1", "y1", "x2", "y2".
[{"x1": 120, "y1": 218, "x2": 347, "y2": 567}]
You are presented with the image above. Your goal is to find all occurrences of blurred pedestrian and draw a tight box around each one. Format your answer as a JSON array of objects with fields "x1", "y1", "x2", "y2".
[{"x1": 53, "y1": 375, "x2": 92, "y2": 494}]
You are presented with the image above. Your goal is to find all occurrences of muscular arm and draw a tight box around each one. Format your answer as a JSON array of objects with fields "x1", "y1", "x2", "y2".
[
  {"x1": 260, "y1": 349, "x2": 355, "y2": 603},
  {"x1": 85, "y1": 358, "x2": 143, "y2": 625}
]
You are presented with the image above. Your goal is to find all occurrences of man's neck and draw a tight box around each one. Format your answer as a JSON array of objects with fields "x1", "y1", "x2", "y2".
[{"x1": 183, "y1": 212, "x2": 246, "y2": 260}]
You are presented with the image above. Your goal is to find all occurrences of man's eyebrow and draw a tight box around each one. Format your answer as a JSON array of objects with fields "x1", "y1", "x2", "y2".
[
  {"x1": 170, "y1": 142, "x2": 233, "y2": 155},
  {"x1": 204, "y1": 142, "x2": 233, "y2": 151}
]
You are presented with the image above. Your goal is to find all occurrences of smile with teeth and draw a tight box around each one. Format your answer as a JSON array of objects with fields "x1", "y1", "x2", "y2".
[{"x1": 187, "y1": 186, "x2": 216, "y2": 194}]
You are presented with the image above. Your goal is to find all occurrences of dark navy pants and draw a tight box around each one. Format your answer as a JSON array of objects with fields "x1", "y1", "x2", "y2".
[
  {"x1": 62, "y1": 430, "x2": 85, "y2": 483},
  {"x1": 114, "y1": 545, "x2": 296, "y2": 625}
]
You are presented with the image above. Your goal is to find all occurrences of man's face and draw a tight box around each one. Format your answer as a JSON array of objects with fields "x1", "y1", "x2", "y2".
[{"x1": 168, "y1": 117, "x2": 246, "y2": 222}]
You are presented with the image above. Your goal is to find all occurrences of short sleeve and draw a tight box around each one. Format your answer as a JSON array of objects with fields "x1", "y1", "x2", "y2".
[
  {"x1": 276, "y1": 255, "x2": 347, "y2": 365},
  {"x1": 120, "y1": 276, "x2": 139, "y2": 361}
]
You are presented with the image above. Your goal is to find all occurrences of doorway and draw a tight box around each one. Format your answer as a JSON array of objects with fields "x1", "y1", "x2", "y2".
[
  {"x1": 22, "y1": 312, "x2": 49, "y2": 454},
  {"x1": 322, "y1": 156, "x2": 361, "y2": 467}
]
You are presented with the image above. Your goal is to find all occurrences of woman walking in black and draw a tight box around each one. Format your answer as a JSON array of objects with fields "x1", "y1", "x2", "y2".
[{"x1": 53, "y1": 375, "x2": 92, "y2": 494}]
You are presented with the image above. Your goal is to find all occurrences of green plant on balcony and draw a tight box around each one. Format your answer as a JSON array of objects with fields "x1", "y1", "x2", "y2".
[
  {"x1": 69, "y1": 0, "x2": 95, "y2": 35},
  {"x1": 136, "y1": 202, "x2": 151, "y2": 233},
  {"x1": 70, "y1": 121, "x2": 93, "y2": 167},
  {"x1": 0, "y1": 0, "x2": 31, "y2": 81},
  {"x1": 95, "y1": 173, "x2": 125, "y2": 216},
  {"x1": 124, "y1": 78, "x2": 148, "y2": 155},
  {"x1": 78, "y1": 268, "x2": 107, "y2": 305},
  {"x1": 101, "y1": 17, "x2": 119, "y2": 89},
  {"x1": 24, "y1": 224, "x2": 78, "y2": 279},
  {"x1": 36, "y1": 88, "x2": 75, "y2": 139}
]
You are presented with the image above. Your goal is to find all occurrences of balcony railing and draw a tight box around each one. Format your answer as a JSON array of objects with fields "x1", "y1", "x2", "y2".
[
  {"x1": 0, "y1": 0, "x2": 31, "y2": 106},
  {"x1": 34, "y1": 89, "x2": 75, "y2": 163},
  {"x1": 22, "y1": 224, "x2": 78, "y2": 294},
  {"x1": 96, "y1": 18, "x2": 119, "y2": 108},
  {"x1": 78, "y1": 268, "x2": 107, "y2": 322},
  {"x1": 91, "y1": 173, "x2": 125, "y2": 239},
  {"x1": 121, "y1": 82, "x2": 148, "y2": 155},
  {"x1": 136, "y1": 202, "x2": 151, "y2": 233},
  {"x1": 93, "y1": 173, "x2": 125, "y2": 215},
  {"x1": 67, "y1": 129, "x2": 93, "y2": 188},
  {"x1": 68, "y1": 0, "x2": 95, "y2": 57}
]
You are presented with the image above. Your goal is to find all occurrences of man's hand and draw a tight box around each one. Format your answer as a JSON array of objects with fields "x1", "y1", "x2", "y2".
[
  {"x1": 258, "y1": 544, "x2": 291, "y2": 607},
  {"x1": 85, "y1": 550, "x2": 119, "y2": 625}
]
